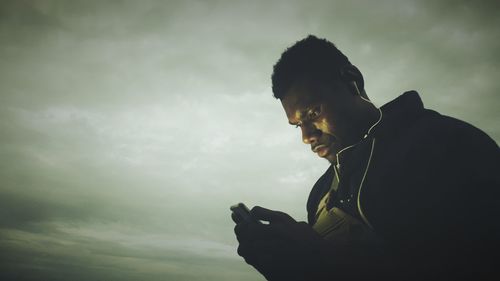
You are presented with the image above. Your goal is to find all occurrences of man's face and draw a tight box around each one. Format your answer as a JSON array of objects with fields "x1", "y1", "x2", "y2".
[{"x1": 280, "y1": 79, "x2": 355, "y2": 164}]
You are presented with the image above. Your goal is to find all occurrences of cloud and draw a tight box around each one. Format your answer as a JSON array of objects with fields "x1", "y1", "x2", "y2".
[{"x1": 0, "y1": 0, "x2": 498, "y2": 280}]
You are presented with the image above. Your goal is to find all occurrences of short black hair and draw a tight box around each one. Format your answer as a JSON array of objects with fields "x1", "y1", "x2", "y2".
[{"x1": 271, "y1": 35, "x2": 352, "y2": 99}]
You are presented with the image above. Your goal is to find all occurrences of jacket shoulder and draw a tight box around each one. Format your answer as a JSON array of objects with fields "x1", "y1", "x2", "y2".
[{"x1": 417, "y1": 110, "x2": 498, "y2": 163}]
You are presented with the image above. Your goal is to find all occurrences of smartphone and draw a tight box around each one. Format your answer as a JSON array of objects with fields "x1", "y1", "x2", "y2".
[{"x1": 230, "y1": 203, "x2": 261, "y2": 224}]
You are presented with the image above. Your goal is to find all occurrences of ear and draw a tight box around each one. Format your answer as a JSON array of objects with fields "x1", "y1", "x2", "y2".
[{"x1": 339, "y1": 65, "x2": 365, "y2": 96}]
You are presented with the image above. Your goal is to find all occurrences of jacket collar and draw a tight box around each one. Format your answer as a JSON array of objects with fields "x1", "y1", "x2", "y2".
[
  {"x1": 336, "y1": 91, "x2": 425, "y2": 175},
  {"x1": 371, "y1": 90, "x2": 425, "y2": 139}
]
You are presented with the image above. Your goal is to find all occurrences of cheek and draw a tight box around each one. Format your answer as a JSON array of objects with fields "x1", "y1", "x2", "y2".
[{"x1": 316, "y1": 116, "x2": 336, "y2": 136}]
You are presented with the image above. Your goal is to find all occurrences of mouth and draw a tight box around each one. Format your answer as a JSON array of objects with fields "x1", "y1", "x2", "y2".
[{"x1": 312, "y1": 144, "x2": 331, "y2": 157}]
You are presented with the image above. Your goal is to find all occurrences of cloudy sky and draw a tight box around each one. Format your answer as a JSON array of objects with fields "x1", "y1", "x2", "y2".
[{"x1": 0, "y1": 0, "x2": 498, "y2": 280}]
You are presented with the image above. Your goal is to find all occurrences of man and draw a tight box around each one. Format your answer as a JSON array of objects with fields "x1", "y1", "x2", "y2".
[{"x1": 232, "y1": 35, "x2": 499, "y2": 280}]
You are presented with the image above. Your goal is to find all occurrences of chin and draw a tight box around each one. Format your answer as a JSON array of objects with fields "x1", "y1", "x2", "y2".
[{"x1": 324, "y1": 154, "x2": 337, "y2": 164}]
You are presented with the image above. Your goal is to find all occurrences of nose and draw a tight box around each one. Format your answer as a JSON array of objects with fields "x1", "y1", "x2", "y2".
[{"x1": 301, "y1": 123, "x2": 321, "y2": 144}]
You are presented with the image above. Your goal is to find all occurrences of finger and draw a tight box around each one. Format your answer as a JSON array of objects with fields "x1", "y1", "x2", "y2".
[
  {"x1": 235, "y1": 224, "x2": 256, "y2": 243},
  {"x1": 231, "y1": 212, "x2": 242, "y2": 224},
  {"x1": 250, "y1": 206, "x2": 296, "y2": 224},
  {"x1": 234, "y1": 223, "x2": 248, "y2": 237},
  {"x1": 237, "y1": 242, "x2": 250, "y2": 257},
  {"x1": 238, "y1": 243, "x2": 259, "y2": 266},
  {"x1": 247, "y1": 223, "x2": 274, "y2": 240},
  {"x1": 247, "y1": 219, "x2": 311, "y2": 241},
  {"x1": 253, "y1": 222, "x2": 293, "y2": 239},
  {"x1": 235, "y1": 222, "x2": 277, "y2": 242}
]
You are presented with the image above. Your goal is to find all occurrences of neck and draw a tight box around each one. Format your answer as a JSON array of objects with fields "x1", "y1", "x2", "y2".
[{"x1": 345, "y1": 101, "x2": 380, "y2": 145}]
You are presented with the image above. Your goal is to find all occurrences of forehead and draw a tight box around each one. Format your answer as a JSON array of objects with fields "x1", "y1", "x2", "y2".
[{"x1": 280, "y1": 81, "x2": 327, "y2": 119}]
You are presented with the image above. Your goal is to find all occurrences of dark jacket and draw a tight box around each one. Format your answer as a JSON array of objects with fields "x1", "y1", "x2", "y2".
[{"x1": 306, "y1": 91, "x2": 500, "y2": 279}]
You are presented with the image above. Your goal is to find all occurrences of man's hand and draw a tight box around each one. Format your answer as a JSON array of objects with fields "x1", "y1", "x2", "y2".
[{"x1": 232, "y1": 206, "x2": 328, "y2": 281}]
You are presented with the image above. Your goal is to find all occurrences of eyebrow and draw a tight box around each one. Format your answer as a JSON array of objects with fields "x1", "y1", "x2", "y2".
[
  {"x1": 288, "y1": 105, "x2": 320, "y2": 126},
  {"x1": 288, "y1": 109, "x2": 308, "y2": 126}
]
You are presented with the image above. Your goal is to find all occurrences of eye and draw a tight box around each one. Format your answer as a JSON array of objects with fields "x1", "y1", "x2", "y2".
[{"x1": 307, "y1": 106, "x2": 321, "y2": 120}]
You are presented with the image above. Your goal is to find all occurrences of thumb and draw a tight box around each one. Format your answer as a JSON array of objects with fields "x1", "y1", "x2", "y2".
[{"x1": 250, "y1": 206, "x2": 296, "y2": 224}]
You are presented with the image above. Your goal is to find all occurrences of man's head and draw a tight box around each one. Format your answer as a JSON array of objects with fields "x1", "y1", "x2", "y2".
[{"x1": 272, "y1": 35, "x2": 377, "y2": 164}]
